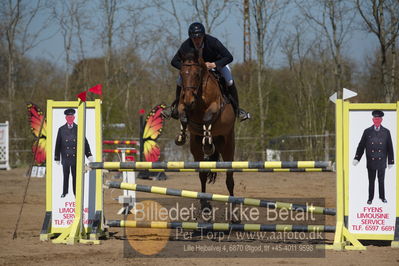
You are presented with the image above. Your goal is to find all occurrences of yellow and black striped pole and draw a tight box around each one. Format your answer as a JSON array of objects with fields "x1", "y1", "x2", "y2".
[
  {"x1": 106, "y1": 182, "x2": 336, "y2": 216},
  {"x1": 107, "y1": 220, "x2": 336, "y2": 232},
  {"x1": 108, "y1": 168, "x2": 332, "y2": 173},
  {"x1": 90, "y1": 161, "x2": 332, "y2": 170}
]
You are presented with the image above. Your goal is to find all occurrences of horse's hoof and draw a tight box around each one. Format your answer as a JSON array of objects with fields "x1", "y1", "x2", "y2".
[
  {"x1": 175, "y1": 134, "x2": 186, "y2": 146},
  {"x1": 202, "y1": 143, "x2": 215, "y2": 156},
  {"x1": 207, "y1": 172, "x2": 217, "y2": 184}
]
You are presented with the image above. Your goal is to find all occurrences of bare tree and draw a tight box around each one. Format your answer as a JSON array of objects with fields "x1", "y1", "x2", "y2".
[
  {"x1": 102, "y1": 1, "x2": 158, "y2": 126},
  {"x1": 386, "y1": 2, "x2": 398, "y2": 97},
  {"x1": 251, "y1": 0, "x2": 287, "y2": 159},
  {"x1": 100, "y1": 0, "x2": 119, "y2": 91},
  {"x1": 151, "y1": 0, "x2": 188, "y2": 42},
  {"x1": 296, "y1": 0, "x2": 355, "y2": 97},
  {"x1": 51, "y1": 0, "x2": 79, "y2": 100},
  {"x1": 356, "y1": 0, "x2": 399, "y2": 102},
  {"x1": 1, "y1": 0, "x2": 49, "y2": 159},
  {"x1": 281, "y1": 24, "x2": 333, "y2": 158},
  {"x1": 191, "y1": 0, "x2": 234, "y2": 34}
]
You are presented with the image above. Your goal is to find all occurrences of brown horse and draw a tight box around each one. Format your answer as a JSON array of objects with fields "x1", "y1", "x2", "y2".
[{"x1": 175, "y1": 51, "x2": 236, "y2": 210}]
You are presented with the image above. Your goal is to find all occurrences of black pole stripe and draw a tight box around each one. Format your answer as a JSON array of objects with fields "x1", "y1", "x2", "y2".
[
  {"x1": 230, "y1": 224, "x2": 245, "y2": 231},
  {"x1": 107, "y1": 181, "x2": 121, "y2": 189},
  {"x1": 156, "y1": 162, "x2": 168, "y2": 169},
  {"x1": 197, "y1": 192, "x2": 213, "y2": 201},
  {"x1": 106, "y1": 220, "x2": 121, "y2": 227},
  {"x1": 316, "y1": 161, "x2": 331, "y2": 168},
  {"x1": 324, "y1": 226, "x2": 336, "y2": 232},
  {"x1": 248, "y1": 162, "x2": 263, "y2": 168},
  {"x1": 169, "y1": 222, "x2": 184, "y2": 229},
  {"x1": 231, "y1": 197, "x2": 245, "y2": 205},
  {"x1": 260, "y1": 224, "x2": 277, "y2": 231},
  {"x1": 323, "y1": 208, "x2": 337, "y2": 216},
  {"x1": 166, "y1": 188, "x2": 184, "y2": 197},
  {"x1": 211, "y1": 162, "x2": 226, "y2": 168},
  {"x1": 281, "y1": 161, "x2": 298, "y2": 168},
  {"x1": 190, "y1": 162, "x2": 200, "y2": 168},
  {"x1": 119, "y1": 162, "x2": 132, "y2": 169},
  {"x1": 182, "y1": 162, "x2": 196, "y2": 168},
  {"x1": 259, "y1": 200, "x2": 277, "y2": 208},
  {"x1": 292, "y1": 225, "x2": 308, "y2": 231},
  {"x1": 135, "y1": 184, "x2": 152, "y2": 193},
  {"x1": 197, "y1": 223, "x2": 214, "y2": 230},
  {"x1": 90, "y1": 162, "x2": 103, "y2": 169}
]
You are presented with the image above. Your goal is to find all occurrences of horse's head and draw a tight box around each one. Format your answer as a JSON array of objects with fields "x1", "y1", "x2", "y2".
[{"x1": 180, "y1": 51, "x2": 205, "y2": 110}]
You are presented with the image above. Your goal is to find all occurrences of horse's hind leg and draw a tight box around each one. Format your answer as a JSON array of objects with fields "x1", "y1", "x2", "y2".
[
  {"x1": 220, "y1": 131, "x2": 238, "y2": 223},
  {"x1": 191, "y1": 135, "x2": 212, "y2": 220},
  {"x1": 220, "y1": 131, "x2": 235, "y2": 197},
  {"x1": 191, "y1": 135, "x2": 206, "y2": 189}
]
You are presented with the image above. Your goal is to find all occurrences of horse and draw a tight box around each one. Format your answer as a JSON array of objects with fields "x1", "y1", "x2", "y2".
[{"x1": 175, "y1": 51, "x2": 236, "y2": 215}]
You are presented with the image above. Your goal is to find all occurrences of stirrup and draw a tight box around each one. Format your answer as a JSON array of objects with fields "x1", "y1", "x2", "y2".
[
  {"x1": 161, "y1": 106, "x2": 172, "y2": 120},
  {"x1": 238, "y1": 109, "x2": 251, "y2": 122},
  {"x1": 161, "y1": 105, "x2": 179, "y2": 120}
]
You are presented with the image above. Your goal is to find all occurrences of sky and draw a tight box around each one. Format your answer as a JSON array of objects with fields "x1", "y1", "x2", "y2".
[{"x1": 26, "y1": 1, "x2": 379, "y2": 70}]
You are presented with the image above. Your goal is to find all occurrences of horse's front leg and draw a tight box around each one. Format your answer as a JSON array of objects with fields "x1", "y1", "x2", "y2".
[
  {"x1": 175, "y1": 103, "x2": 187, "y2": 146},
  {"x1": 202, "y1": 123, "x2": 214, "y2": 156},
  {"x1": 202, "y1": 103, "x2": 218, "y2": 156}
]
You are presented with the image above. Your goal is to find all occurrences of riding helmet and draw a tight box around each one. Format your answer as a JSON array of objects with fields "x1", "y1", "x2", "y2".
[{"x1": 188, "y1": 22, "x2": 205, "y2": 38}]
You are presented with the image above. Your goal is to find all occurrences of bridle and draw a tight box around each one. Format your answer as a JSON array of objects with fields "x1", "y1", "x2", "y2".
[{"x1": 181, "y1": 62, "x2": 203, "y2": 96}]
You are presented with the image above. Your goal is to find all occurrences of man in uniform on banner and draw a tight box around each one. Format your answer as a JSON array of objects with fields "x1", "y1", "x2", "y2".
[
  {"x1": 353, "y1": 110, "x2": 394, "y2": 204},
  {"x1": 54, "y1": 108, "x2": 93, "y2": 198}
]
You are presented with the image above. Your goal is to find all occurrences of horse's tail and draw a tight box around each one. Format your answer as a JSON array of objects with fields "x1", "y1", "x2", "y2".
[{"x1": 205, "y1": 150, "x2": 220, "y2": 184}]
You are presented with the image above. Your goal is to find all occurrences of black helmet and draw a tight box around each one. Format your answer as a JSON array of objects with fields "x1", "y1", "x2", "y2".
[{"x1": 188, "y1": 22, "x2": 205, "y2": 38}]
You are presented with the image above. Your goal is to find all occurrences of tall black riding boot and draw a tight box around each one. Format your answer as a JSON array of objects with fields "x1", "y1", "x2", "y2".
[
  {"x1": 228, "y1": 82, "x2": 239, "y2": 115},
  {"x1": 171, "y1": 85, "x2": 181, "y2": 119},
  {"x1": 162, "y1": 85, "x2": 181, "y2": 120},
  {"x1": 228, "y1": 83, "x2": 250, "y2": 122}
]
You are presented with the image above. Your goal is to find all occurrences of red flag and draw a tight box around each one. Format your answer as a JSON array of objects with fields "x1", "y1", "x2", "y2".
[
  {"x1": 88, "y1": 84, "x2": 102, "y2": 95},
  {"x1": 77, "y1": 91, "x2": 87, "y2": 102}
]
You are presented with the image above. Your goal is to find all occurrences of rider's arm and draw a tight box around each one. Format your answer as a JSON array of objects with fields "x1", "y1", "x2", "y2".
[
  {"x1": 172, "y1": 39, "x2": 192, "y2": 70},
  {"x1": 212, "y1": 38, "x2": 233, "y2": 70},
  {"x1": 171, "y1": 51, "x2": 182, "y2": 70}
]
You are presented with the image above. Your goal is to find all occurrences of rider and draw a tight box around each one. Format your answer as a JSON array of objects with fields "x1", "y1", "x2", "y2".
[{"x1": 164, "y1": 22, "x2": 250, "y2": 122}]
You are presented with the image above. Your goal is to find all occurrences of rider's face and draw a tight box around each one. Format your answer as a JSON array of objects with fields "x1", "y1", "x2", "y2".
[{"x1": 191, "y1": 36, "x2": 204, "y2": 49}]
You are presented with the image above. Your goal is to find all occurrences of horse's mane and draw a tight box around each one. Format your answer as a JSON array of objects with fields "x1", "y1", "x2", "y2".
[{"x1": 182, "y1": 48, "x2": 199, "y2": 62}]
